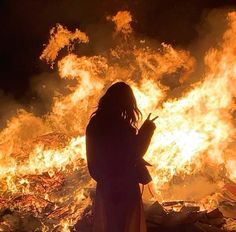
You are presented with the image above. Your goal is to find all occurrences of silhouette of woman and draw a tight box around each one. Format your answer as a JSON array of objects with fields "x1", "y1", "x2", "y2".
[{"x1": 86, "y1": 82, "x2": 157, "y2": 232}]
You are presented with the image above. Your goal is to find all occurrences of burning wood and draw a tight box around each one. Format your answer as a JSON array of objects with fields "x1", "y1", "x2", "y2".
[{"x1": 75, "y1": 194, "x2": 236, "y2": 232}]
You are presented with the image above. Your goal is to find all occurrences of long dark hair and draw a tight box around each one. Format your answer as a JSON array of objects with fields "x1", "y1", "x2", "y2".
[{"x1": 92, "y1": 82, "x2": 142, "y2": 127}]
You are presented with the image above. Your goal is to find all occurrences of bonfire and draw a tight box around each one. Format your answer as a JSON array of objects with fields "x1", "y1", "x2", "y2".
[{"x1": 0, "y1": 11, "x2": 235, "y2": 231}]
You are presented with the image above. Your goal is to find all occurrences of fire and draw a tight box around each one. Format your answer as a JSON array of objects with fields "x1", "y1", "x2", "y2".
[
  {"x1": 226, "y1": 160, "x2": 236, "y2": 181},
  {"x1": 40, "y1": 24, "x2": 89, "y2": 65},
  {"x1": 0, "y1": 10, "x2": 236, "y2": 231},
  {"x1": 108, "y1": 11, "x2": 133, "y2": 35}
]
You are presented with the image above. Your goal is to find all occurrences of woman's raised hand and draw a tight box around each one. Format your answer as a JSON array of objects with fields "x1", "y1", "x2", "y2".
[{"x1": 143, "y1": 113, "x2": 158, "y2": 130}]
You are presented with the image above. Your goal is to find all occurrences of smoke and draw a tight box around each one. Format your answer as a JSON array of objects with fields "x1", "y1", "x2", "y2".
[
  {"x1": 0, "y1": 90, "x2": 22, "y2": 129},
  {"x1": 161, "y1": 7, "x2": 236, "y2": 99},
  {"x1": 187, "y1": 7, "x2": 235, "y2": 83},
  {"x1": 29, "y1": 71, "x2": 69, "y2": 115}
]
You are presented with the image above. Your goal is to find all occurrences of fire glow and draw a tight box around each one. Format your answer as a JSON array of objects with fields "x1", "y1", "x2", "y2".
[{"x1": 0, "y1": 10, "x2": 236, "y2": 231}]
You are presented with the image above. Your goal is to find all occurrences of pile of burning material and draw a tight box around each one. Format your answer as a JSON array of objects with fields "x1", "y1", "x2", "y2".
[
  {"x1": 145, "y1": 200, "x2": 236, "y2": 232},
  {"x1": 0, "y1": 133, "x2": 94, "y2": 231},
  {"x1": 146, "y1": 202, "x2": 224, "y2": 232},
  {"x1": 75, "y1": 191, "x2": 236, "y2": 232},
  {"x1": 143, "y1": 178, "x2": 236, "y2": 231}
]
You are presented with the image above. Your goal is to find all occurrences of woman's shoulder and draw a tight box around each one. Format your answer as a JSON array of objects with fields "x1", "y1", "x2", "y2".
[
  {"x1": 86, "y1": 114, "x2": 110, "y2": 136},
  {"x1": 86, "y1": 115, "x2": 100, "y2": 134}
]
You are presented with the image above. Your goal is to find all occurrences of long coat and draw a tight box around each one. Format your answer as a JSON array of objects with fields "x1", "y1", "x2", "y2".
[{"x1": 86, "y1": 114, "x2": 155, "y2": 232}]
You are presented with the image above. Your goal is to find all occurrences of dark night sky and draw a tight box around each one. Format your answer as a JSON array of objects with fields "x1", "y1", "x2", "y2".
[{"x1": 0, "y1": 0, "x2": 236, "y2": 104}]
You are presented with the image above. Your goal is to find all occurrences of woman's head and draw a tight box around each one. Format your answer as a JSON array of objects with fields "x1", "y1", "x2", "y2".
[{"x1": 93, "y1": 82, "x2": 142, "y2": 126}]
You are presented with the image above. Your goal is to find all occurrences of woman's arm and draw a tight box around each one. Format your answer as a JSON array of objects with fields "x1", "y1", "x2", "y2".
[{"x1": 136, "y1": 118, "x2": 156, "y2": 157}]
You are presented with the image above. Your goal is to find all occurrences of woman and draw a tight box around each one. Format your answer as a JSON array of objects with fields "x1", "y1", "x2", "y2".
[{"x1": 86, "y1": 82, "x2": 157, "y2": 232}]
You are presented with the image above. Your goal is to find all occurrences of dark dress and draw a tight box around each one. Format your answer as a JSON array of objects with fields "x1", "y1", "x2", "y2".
[{"x1": 86, "y1": 113, "x2": 155, "y2": 232}]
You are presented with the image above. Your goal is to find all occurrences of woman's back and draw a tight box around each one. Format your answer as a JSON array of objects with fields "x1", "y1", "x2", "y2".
[{"x1": 86, "y1": 113, "x2": 138, "y2": 185}]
